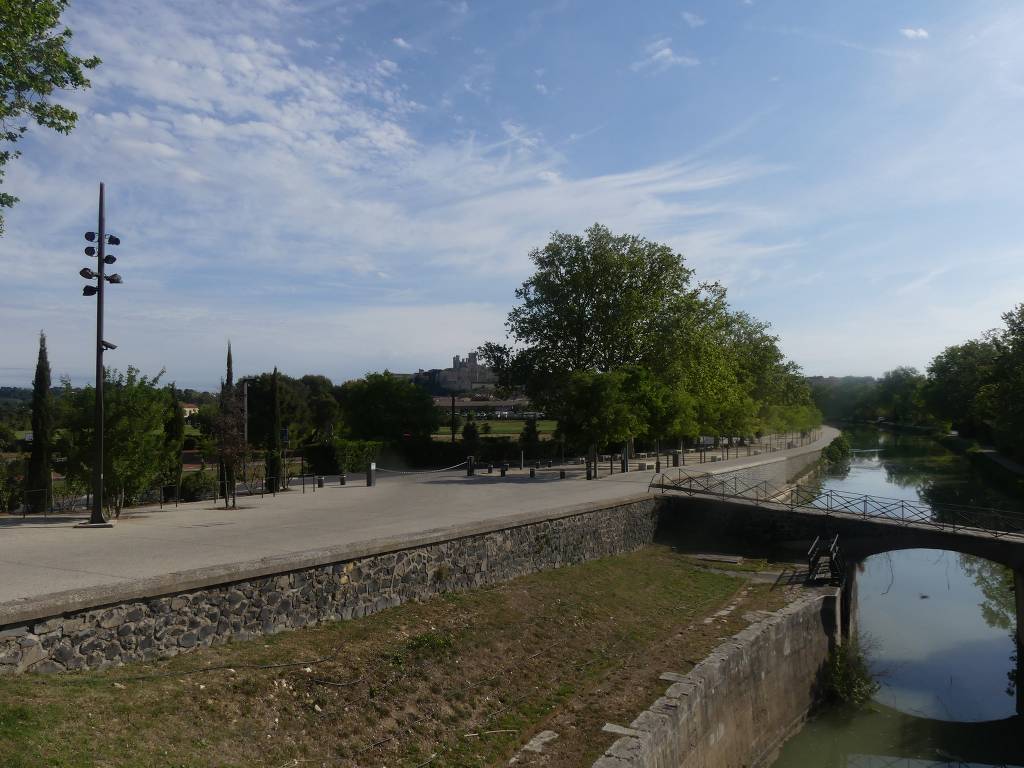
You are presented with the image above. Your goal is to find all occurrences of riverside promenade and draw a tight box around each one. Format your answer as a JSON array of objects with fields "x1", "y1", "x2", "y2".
[{"x1": 0, "y1": 428, "x2": 837, "y2": 627}]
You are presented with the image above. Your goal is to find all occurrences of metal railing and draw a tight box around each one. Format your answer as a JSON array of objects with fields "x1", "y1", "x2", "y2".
[{"x1": 650, "y1": 469, "x2": 1024, "y2": 539}]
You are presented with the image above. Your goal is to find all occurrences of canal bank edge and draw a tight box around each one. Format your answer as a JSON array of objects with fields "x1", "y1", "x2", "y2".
[{"x1": 593, "y1": 587, "x2": 841, "y2": 768}]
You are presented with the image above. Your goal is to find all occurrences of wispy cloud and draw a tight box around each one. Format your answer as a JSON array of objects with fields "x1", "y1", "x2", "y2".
[
  {"x1": 392, "y1": 36, "x2": 412, "y2": 50},
  {"x1": 630, "y1": 38, "x2": 699, "y2": 72},
  {"x1": 900, "y1": 27, "x2": 930, "y2": 40},
  {"x1": 682, "y1": 11, "x2": 705, "y2": 28}
]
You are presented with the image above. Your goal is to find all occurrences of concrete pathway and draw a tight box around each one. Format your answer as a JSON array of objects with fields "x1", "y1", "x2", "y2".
[{"x1": 0, "y1": 428, "x2": 837, "y2": 622}]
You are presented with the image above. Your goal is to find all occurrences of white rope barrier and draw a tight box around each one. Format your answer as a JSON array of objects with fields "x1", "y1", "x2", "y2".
[{"x1": 375, "y1": 461, "x2": 469, "y2": 475}]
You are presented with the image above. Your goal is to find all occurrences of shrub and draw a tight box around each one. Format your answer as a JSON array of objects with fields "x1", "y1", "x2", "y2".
[
  {"x1": 821, "y1": 434, "x2": 851, "y2": 465},
  {"x1": 333, "y1": 439, "x2": 383, "y2": 474},
  {"x1": 179, "y1": 471, "x2": 216, "y2": 502},
  {"x1": 825, "y1": 638, "x2": 879, "y2": 705}
]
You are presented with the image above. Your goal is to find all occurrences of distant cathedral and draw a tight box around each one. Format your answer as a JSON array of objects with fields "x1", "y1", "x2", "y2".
[{"x1": 411, "y1": 351, "x2": 497, "y2": 393}]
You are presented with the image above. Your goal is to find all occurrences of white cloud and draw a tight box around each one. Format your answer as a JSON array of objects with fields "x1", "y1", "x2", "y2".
[
  {"x1": 376, "y1": 58, "x2": 400, "y2": 76},
  {"x1": 900, "y1": 27, "x2": 929, "y2": 40},
  {"x1": 392, "y1": 36, "x2": 412, "y2": 50},
  {"x1": 0, "y1": 0, "x2": 807, "y2": 387},
  {"x1": 535, "y1": 83, "x2": 549, "y2": 95},
  {"x1": 296, "y1": 37, "x2": 318, "y2": 48},
  {"x1": 682, "y1": 12, "x2": 705, "y2": 28},
  {"x1": 631, "y1": 38, "x2": 699, "y2": 72}
]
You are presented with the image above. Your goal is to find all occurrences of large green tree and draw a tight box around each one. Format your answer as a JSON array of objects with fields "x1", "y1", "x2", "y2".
[
  {"x1": 553, "y1": 370, "x2": 640, "y2": 458},
  {"x1": 924, "y1": 338, "x2": 997, "y2": 437},
  {"x1": 239, "y1": 370, "x2": 311, "y2": 448},
  {"x1": 506, "y1": 223, "x2": 701, "y2": 376},
  {"x1": 24, "y1": 330, "x2": 51, "y2": 512},
  {"x1": 977, "y1": 304, "x2": 1024, "y2": 459},
  {"x1": 0, "y1": 0, "x2": 100, "y2": 233},
  {"x1": 485, "y1": 224, "x2": 817, "y2": 446},
  {"x1": 336, "y1": 372, "x2": 439, "y2": 442}
]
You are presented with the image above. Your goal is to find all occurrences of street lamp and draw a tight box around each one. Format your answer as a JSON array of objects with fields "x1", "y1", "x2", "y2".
[{"x1": 80, "y1": 182, "x2": 123, "y2": 526}]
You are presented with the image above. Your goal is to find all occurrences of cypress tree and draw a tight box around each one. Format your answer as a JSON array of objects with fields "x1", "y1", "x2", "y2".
[
  {"x1": 225, "y1": 341, "x2": 233, "y2": 389},
  {"x1": 218, "y1": 342, "x2": 237, "y2": 504},
  {"x1": 165, "y1": 383, "x2": 185, "y2": 498},
  {"x1": 26, "y1": 332, "x2": 52, "y2": 513},
  {"x1": 265, "y1": 367, "x2": 282, "y2": 492}
]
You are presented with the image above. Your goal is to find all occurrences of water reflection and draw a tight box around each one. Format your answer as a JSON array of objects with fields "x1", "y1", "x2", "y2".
[
  {"x1": 771, "y1": 428, "x2": 1022, "y2": 767},
  {"x1": 858, "y1": 550, "x2": 1016, "y2": 721},
  {"x1": 772, "y1": 703, "x2": 1024, "y2": 767}
]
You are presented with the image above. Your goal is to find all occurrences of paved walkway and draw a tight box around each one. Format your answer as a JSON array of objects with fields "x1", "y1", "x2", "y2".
[{"x1": 0, "y1": 428, "x2": 837, "y2": 623}]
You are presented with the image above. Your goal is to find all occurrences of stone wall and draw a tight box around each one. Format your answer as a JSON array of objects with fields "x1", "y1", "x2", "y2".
[
  {"x1": 0, "y1": 498, "x2": 658, "y2": 674},
  {"x1": 593, "y1": 589, "x2": 840, "y2": 768}
]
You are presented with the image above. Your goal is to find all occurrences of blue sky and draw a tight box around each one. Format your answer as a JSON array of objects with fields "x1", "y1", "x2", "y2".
[{"x1": 3, "y1": 0, "x2": 1023, "y2": 389}]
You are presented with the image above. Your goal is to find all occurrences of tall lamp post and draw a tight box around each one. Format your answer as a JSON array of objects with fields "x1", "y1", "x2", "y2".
[{"x1": 80, "y1": 182, "x2": 122, "y2": 525}]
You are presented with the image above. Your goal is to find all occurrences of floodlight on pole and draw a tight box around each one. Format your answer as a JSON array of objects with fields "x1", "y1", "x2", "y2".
[{"x1": 79, "y1": 183, "x2": 123, "y2": 526}]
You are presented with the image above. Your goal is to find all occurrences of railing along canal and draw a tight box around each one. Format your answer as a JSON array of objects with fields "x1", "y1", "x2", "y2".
[{"x1": 650, "y1": 467, "x2": 1024, "y2": 539}]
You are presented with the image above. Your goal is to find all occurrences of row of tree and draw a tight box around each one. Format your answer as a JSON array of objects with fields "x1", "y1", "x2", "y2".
[
  {"x1": 808, "y1": 304, "x2": 1024, "y2": 460},
  {"x1": 5, "y1": 224, "x2": 822, "y2": 513},
  {"x1": 480, "y1": 224, "x2": 821, "y2": 458}
]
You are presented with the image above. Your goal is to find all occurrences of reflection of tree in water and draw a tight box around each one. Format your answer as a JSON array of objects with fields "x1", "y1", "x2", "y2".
[{"x1": 959, "y1": 554, "x2": 1018, "y2": 699}]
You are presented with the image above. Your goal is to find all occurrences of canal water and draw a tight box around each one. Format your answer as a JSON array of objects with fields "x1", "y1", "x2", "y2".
[{"x1": 772, "y1": 427, "x2": 1023, "y2": 767}]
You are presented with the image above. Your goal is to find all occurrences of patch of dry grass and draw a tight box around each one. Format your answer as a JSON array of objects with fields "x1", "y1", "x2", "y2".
[{"x1": 0, "y1": 546, "x2": 797, "y2": 768}]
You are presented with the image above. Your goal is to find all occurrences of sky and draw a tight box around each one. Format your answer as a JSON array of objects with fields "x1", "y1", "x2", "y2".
[{"x1": 3, "y1": 0, "x2": 1023, "y2": 390}]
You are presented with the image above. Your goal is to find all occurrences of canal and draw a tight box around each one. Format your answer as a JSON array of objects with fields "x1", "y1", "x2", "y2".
[{"x1": 772, "y1": 427, "x2": 1023, "y2": 767}]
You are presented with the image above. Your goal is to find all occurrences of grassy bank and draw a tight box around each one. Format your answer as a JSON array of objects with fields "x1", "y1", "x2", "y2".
[{"x1": 0, "y1": 547, "x2": 793, "y2": 768}]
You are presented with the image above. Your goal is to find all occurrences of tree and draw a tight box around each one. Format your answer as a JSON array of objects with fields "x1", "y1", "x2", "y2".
[
  {"x1": 976, "y1": 304, "x2": 1024, "y2": 460},
  {"x1": 24, "y1": 330, "x2": 51, "y2": 512},
  {"x1": 239, "y1": 370, "x2": 311, "y2": 448},
  {"x1": 623, "y1": 367, "x2": 697, "y2": 448},
  {"x1": 164, "y1": 383, "x2": 185, "y2": 495},
  {"x1": 875, "y1": 367, "x2": 927, "y2": 424},
  {"x1": 265, "y1": 367, "x2": 282, "y2": 492},
  {"x1": 461, "y1": 418, "x2": 480, "y2": 454},
  {"x1": 506, "y1": 223, "x2": 700, "y2": 377},
  {"x1": 336, "y1": 372, "x2": 439, "y2": 442},
  {"x1": 61, "y1": 367, "x2": 174, "y2": 518},
  {"x1": 553, "y1": 370, "x2": 640, "y2": 459},
  {"x1": 1, "y1": 0, "x2": 101, "y2": 233},
  {"x1": 216, "y1": 343, "x2": 244, "y2": 507},
  {"x1": 302, "y1": 374, "x2": 340, "y2": 441},
  {"x1": 924, "y1": 339, "x2": 997, "y2": 437}
]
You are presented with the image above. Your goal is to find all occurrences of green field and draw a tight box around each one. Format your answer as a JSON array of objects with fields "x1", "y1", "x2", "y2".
[{"x1": 433, "y1": 419, "x2": 558, "y2": 439}]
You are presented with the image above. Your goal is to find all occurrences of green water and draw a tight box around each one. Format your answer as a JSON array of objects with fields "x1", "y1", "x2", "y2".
[{"x1": 772, "y1": 428, "x2": 1023, "y2": 767}]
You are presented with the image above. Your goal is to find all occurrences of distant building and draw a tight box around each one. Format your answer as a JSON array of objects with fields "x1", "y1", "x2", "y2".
[
  {"x1": 411, "y1": 351, "x2": 498, "y2": 394},
  {"x1": 181, "y1": 403, "x2": 201, "y2": 418}
]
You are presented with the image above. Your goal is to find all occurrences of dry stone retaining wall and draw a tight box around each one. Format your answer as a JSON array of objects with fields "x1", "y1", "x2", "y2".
[
  {"x1": 593, "y1": 589, "x2": 839, "y2": 768},
  {"x1": 0, "y1": 498, "x2": 658, "y2": 674}
]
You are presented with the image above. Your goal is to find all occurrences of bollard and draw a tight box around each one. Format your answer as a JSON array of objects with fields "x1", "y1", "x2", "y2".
[
  {"x1": 586, "y1": 464, "x2": 592, "y2": 480},
  {"x1": 317, "y1": 476, "x2": 324, "y2": 489},
  {"x1": 488, "y1": 463, "x2": 493, "y2": 474},
  {"x1": 467, "y1": 456, "x2": 475, "y2": 477},
  {"x1": 340, "y1": 473, "x2": 346, "y2": 486},
  {"x1": 530, "y1": 467, "x2": 536, "y2": 478},
  {"x1": 559, "y1": 469, "x2": 566, "y2": 479},
  {"x1": 547, "y1": 460, "x2": 553, "y2": 468},
  {"x1": 500, "y1": 463, "x2": 508, "y2": 477},
  {"x1": 366, "y1": 462, "x2": 376, "y2": 487},
  {"x1": 672, "y1": 450, "x2": 680, "y2": 468}
]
